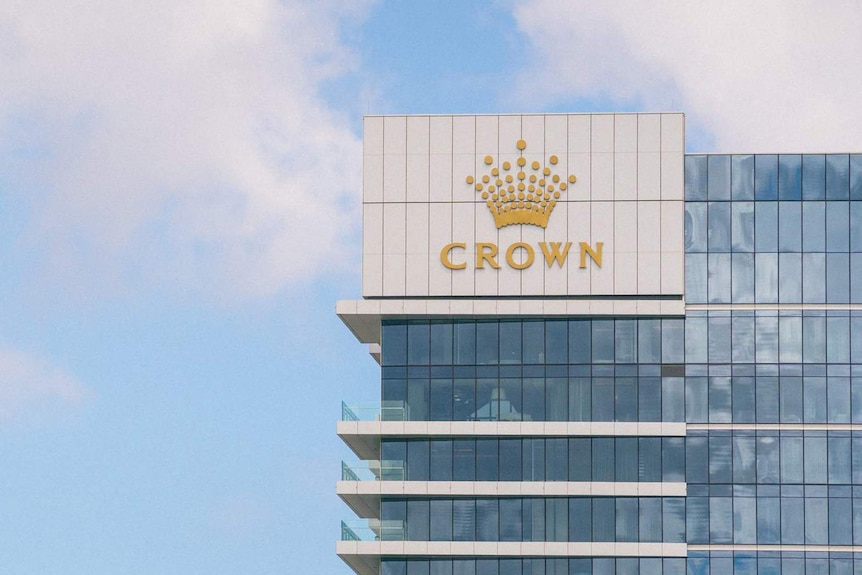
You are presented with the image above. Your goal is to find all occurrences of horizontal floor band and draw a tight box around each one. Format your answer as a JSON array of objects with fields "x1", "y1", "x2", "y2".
[
  {"x1": 689, "y1": 544, "x2": 862, "y2": 552},
  {"x1": 688, "y1": 423, "x2": 862, "y2": 431},
  {"x1": 338, "y1": 481, "x2": 686, "y2": 519}
]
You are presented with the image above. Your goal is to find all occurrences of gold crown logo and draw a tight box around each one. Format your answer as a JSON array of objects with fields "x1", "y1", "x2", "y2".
[{"x1": 466, "y1": 139, "x2": 576, "y2": 229}]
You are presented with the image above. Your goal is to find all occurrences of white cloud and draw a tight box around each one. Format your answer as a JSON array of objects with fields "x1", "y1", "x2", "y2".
[
  {"x1": 0, "y1": 348, "x2": 89, "y2": 423},
  {"x1": 0, "y1": 0, "x2": 370, "y2": 300},
  {"x1": 513, "y1": 1, "x2": 862, "y2": 152}
]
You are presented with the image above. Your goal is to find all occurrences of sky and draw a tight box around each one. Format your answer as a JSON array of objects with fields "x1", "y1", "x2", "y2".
[{"x1": 1, "y1": 1, "x2": 862, "y2": 573}]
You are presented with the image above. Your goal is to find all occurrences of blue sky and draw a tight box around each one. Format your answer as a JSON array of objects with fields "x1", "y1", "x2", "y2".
[{"x1": 1, "y1": 1, "x2": 862, "y2": 573}]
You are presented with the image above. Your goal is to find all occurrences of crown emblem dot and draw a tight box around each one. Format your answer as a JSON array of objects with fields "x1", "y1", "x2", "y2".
[{"x1": 465, "y1": 140, "x2": 576, "y2": 229}]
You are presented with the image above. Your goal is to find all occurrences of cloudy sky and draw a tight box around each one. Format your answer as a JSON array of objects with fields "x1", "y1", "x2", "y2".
[{"x1": 1, "y1": 1, "x2": 861, "y2": 573}]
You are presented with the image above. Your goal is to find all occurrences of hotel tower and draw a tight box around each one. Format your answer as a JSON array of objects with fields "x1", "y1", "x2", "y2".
[{"x1": 336, "y1": 113, "x2": 862, "y2": 575}]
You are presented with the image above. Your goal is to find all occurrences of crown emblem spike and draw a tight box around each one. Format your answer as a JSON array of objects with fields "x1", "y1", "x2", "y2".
[{"x1": 465, "y1": 140, "x2": 576, "y2": 229}]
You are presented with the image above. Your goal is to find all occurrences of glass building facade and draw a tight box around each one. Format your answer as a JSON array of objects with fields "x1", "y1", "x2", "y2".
[{"x1": 338, "y1": 144, "x2": 862, "y2": 573}]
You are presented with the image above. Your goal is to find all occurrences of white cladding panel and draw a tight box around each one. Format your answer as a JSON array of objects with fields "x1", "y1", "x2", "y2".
[{"x1": 362, "y1": 113, "x2": 685, "y2": 298}]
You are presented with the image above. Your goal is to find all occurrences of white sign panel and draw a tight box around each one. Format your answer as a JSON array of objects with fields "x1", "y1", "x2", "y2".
[{"x1": 362, "y1": 113, "x2": 684, "y2": 299}]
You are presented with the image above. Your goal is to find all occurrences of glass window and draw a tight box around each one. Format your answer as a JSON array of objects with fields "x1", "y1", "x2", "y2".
[
  {"x1": 733, "y1": 496, "x2": 756, "y2": 543},
  {"x1": 803, "y1": 253, "x2": 827, "y2": 303},
  {"x1": 453, "y1": 499, "x2": 475, "y2": 541},
  {"x1": 453, "y1": 322, "x2": 476, "y2": 365},
  {"x1": 805, "y1": 497, "x2": 828, "y2": 544},
  {"x1": 710, "y1": 496, "x2": 733, "y2": 543},
  {"x1": 709, "y1": 315, "x2": 731, "y2": 363},
  {"x1": 827, "y1": 202, "x2": 850, "y2": 252},
  {"x1": 708, "y1": 202, "x2": 731, "y2": 252},
  {"x1": 686, "y1": 497, "x2": 709, "y2": 544},
  {"x1": 731, "y1": 254, "x2": 754, "y2": 303},
  {"x1": 638, "y1": 437, "x2": 660, "y2": 481},
  {"x1": 615, "y1": 498, "x2": 638, "y2": 542},
  {"x1": 592, "y1": 378, "x2": 614, "y2": 421},
  {"x1": 756, "y1": 377, "x2": 779, "y2": 423},
  {"x1": 685, "y1": 156, "x2": 707, "y2": 200},
  {"x1": 615, "y1": 438, "x2": 638, "y2": 482},
  {"x1": 408, "y1": 323, "x2": 430, "y2": 365},
  {"x1": 476, "y1": 439, "x2": 498, "y2": 481},
  {"x1": 568, "y1": 499, "x2": 591, "y2": 541},
  {"x1": 639, "y1": 377, "x2": 661, "y2": 421},
  {"x1": 804, "y1": 377, "x2": 827, "y2": 422},
  {"x1": 731, "y1": 376, "x2": 755, "y2": 422},
  {"x1": 544, "y1": 320, "x2": 567, "y2": 364},
  {"x1": 828, "y1": 436, "x2": 851, "y2": 483},
  {"x1": 755, "y1": 314, "x2": 778, "y2": 363},
  {"x1": 662, "y1": 319, "x2": 685, "y2": 364},
  {"x1": 430, "y1": 440, "x2": 453, "y2": 481},
  {"x1": 732, "y1": 436, "x2": 755, "y2": 483},
  {"x1": 826, "y1": 154, "x2": 850, "y2": 200},
  {"x1": 592, "y1": 498, "x2": 615, "y2": 541},
  {"x1": 755, "y1": 155, "x2": 778, "y2": 200},
  {"x1": 781, "y1": 497, "x2": 804, "y2": 543},
  {"x1": 476, "y1": 322, "x2": 498, "y2": 365},
  {"x1": 430, "y1": 378, "x2": 453, "y2": 420},
  {"x1": 499, "y1": 322, "x2": 521, "y2": 365},
  {"x1": 755, "y1": 253, "x2": 778, "y2": 303},
  {"x1": 757, "y1": 496, "x2": 780, "y2": 544},
  {"x1": 708, "y1": 155, "x2": 731, "y2": 200},
  {"x1": 475, "y1": 499, "x2": 498, "y2": 541},
  {"x1": 780, "y1": 436, "x2": 804, "y2": 484},
  {"x1": 827, "y1": 253, "x2": 850, "y2": 304},
  {"x1": 709, "y1": 435, "x2": 732, "y2": 483},
  {"x1": 615, "y1": 377, "x2": 637, "y2": 422},
  {"x1": 686, "y1": 377, "x2": 708, "y2": 423},
  {"x1": 569, "y1": 438, "x2": 591, "y2": 481},
  {"x1": 453, "y1": 440, "x2": 475, "y2": 481},
  {"x1": 662, "y1": 377, "x2": 685, "y2": 422},
  {"x1": 499, "y1": 439, "x2": 521, "y2": 481},
  {"x1": 803, "y1": 316, "x2": 827, "y2": 364},
  {"x1": 663, "y1": 497, "x2": 686, "y2": 543},
  {"x1": 685, "y1": 202, "x2": 707, "y2": 252},
  {"x1": 637, "y1": 319, "x2": 661, "y2": 363},
  {"x1": 685, "y1": 254, "x2": 707, "y2": 304},
  {"x1": 779, "y1": 155, "x2": 802, "y2": 200},
  {"x1": 638, "y1": 498, "x2": 661, "y2": 542},
  {"x1": 755, "y1": 201, "x2": 778, "y2": 252},
  {"x1": 731, "y1": 202, "x2": 755, "y2": 252},
  {"x1": 802, "y1": 201, "x2": 826, "y2": 252},
  {"x1": 779, "y1": 377, "x2": 803, "y2": 423},
  {"x1": 568, "y1": 320, "x2": 590, "y2": 363},
  {"x1": 592, "y1": 320, "x2": 614, "y2": 363},
  {"x1": 828, "y1": 377, "x2": 851, "y2": 423},
  {"x1": 383, "y1": 323, "x2": 408, "y2": 366},
  {"x1": 592, "y1": 438, "x2": 614, "y2": 481},
  {"x1": 778, "y1": 202, "x2": 802, "y2": 252},
  {"x1": 804, "y1": 436, "x2": 827, "y2": 483},
  {"x1": 778, "y1": 253, "x2": 802, "y2": 303},
  {"x1": 662, "y1": 437, "x2": 685, "y2": 482},
  {"x1": 708, "y1": 254, "x2": 731, "y2": 303},
  {"x1": 408, "y1": 499, "x2": 430, "y2": 540},
  {"x1": 756, "y1": 436, "x2": 779, "y2": 483},
  {"x1": 778, "y1": 315, "x2": 802, "y2": 362},
  {"x1": 499, "y1": 500, "x2": 521, "y2": 542},
  {"x1": 407, "y1": 440, "x2": 430, "y2": 481},
  {"x1": 430, "y1": 323, "x2": 453, "y2": 365},
  {"x1": 430, "y1": 500, "x2": 453, "y2": 541},
  {"x1": 708, "y1": 376, "x2": 731, "y2": 423},
  {"x1": 803, "y1": 154, "x2": 826, "y2": 200},
  {"x1": 732, "y1": 155, "x2": 755, "y2": 200},
  {"x1": 545, "y1": 438, "x2": 567, "y2": 482},
  {"x1": 522, "y1": 321, "x2": 543, "y2": 364},
  {"x1": 614, "y1": 319, "x2": 636, "y2": 363},
  {"x1": 568, "y1": 377, "x2": 590, "y2": 422}
]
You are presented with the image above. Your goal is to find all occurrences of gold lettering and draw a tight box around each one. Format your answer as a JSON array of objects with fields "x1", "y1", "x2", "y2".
[
  {"x1": 505, "y1": 242, "x2": 535, "y2": 270},
  {"x1": 579, "y1": 242, "x2": 603, "y2": 268},
  {"x1": 539, "y1": 242, "x2": 572, "y2": 268},
  {"x1": 476, "y1": 242, "x2": 500, "y2": 269},
  {"x1": 440, "y1": 242, "x2": 467, "y2": 270}
]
